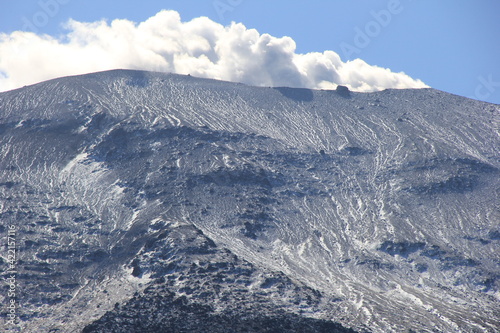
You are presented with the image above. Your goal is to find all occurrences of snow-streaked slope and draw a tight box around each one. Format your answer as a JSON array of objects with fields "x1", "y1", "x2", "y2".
[{"x1": 0, "y1": 70, "x2": 498, "y2": 332}]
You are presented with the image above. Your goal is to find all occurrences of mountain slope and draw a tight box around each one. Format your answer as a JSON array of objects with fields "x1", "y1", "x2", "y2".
[{"x1": 0, "y1": 69, "x2": 499, "y2": 332}]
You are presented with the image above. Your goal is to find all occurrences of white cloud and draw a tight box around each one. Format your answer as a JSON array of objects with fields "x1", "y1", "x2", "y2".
[{"x1": 0, "y1": 10, "x2": 428, "y2": 92}]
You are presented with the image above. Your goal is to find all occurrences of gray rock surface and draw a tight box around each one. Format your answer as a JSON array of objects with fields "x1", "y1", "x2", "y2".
[{"x1": 0, "y1": 69, "x2": 498, "y2": 332}]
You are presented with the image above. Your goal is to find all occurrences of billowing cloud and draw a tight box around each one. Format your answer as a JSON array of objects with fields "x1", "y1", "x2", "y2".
[{"x1": 0, "y1": 10, "x2": 428, "y2": 92}]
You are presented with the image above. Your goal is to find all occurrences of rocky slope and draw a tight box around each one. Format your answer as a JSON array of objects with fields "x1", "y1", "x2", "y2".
[{"x1": 0, "y1": 70, "x2": 498, "y2": 332}]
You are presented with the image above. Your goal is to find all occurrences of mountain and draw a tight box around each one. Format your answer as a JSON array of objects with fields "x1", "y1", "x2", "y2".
[{"x1": 0, "y1": 69, "x2": 498, "y2": 332}]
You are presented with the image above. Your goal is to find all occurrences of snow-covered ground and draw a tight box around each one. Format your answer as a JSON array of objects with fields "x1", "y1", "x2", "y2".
[{"x1": 0, "y1": 70, "x2": 498, "y2": 332}]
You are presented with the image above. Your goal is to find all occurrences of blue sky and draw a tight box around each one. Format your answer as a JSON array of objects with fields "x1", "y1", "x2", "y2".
[{"x1": 1, "y1": 0, "x2": 499, "y2": 104}]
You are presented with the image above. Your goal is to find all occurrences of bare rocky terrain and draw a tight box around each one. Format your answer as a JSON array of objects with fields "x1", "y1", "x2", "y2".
[{"x1": 0, "y1": 70, "x2": 498, "y2": 332}]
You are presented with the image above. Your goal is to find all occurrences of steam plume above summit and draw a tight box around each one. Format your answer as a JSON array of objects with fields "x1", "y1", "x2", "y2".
[{"x1": 0, "y1": 10, "x2": 428, "y2": 92}]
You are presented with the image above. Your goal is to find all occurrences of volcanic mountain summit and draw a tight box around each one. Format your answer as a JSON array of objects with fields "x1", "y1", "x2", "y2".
[{"x1": 0, "y1": 70, "x2": 499, "y2": 332}]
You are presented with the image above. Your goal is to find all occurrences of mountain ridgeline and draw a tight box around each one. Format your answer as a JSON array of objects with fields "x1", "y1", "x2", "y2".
[{"x1": 0, "y1": 70, "x2": 499, "y2": 332}]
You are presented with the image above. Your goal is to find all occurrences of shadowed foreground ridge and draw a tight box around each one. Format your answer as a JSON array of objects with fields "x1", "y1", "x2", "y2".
[
  {"x1": 82, "y1": 220, "x2": 355, "y2": 333},
  {"x1": 0, "y1": 70, "x2": 498, "y2": 332}
]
